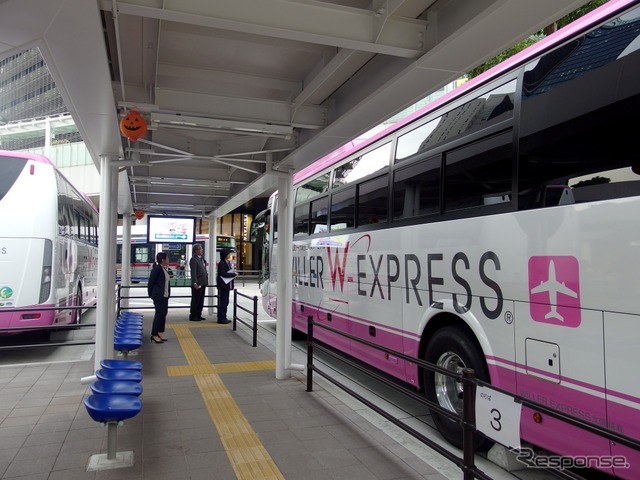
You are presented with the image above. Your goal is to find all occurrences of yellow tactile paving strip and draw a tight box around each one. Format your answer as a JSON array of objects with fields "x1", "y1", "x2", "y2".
[{"x1": 167, "y1": 324, "x2": 285, "y2": 480}]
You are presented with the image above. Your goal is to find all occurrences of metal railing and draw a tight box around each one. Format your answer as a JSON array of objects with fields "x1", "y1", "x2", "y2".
[
  {"x1": 116, "y1": 284, "x2": 218, "y2": 314},
  {"x1": 232, "y1": 290, "x2": 259, "y2": 347},
  {"x1": 305, "y1": 318, "x2": 640, "y2": 480},
  {"x1": 235, "y1": 270, "x2": 262, "y2": 288}
]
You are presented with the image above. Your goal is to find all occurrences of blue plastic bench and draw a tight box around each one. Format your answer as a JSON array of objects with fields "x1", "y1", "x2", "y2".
[
  {"x1": 83, "y1": 394, "x2": 142, "y2": 463},
  {"x1": 118, "y1": 312, "x2": 143, "y2": 320},
  {"x1": 84, "y1": 394, "x2": 141, "y2": 423},
  {"x1": 96, "y1": 368, "x2": 142, "y2": 383},
  {"x1": 115, "y1": 326, "x2": 142, "y2": 336},
  {"x1": 114, "y1": 336, "x2": 142, "y2": 359},
  {"x1": 100, "y1": 359, "x2": 142, "y2": 371},
  {"x1": 90, "y1": 380, "x2": 142, "y2": 397},
  {"x1": 117, "y1": 316, "x2": 143, "y2": 324}
]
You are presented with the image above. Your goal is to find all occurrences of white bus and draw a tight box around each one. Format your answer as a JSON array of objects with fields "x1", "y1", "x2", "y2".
[
  {"x1": 251, "y1": 1, "x2": 640, "y2": 477},
  {"x1": 116, "y1": 226, "x2": 236, "y2": 282},
  {"x1": 0, "y1": 150, "x2": 98, "y2": 332}
]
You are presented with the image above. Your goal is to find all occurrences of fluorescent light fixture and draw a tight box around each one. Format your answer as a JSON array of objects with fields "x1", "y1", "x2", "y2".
[{"x1": 150, "y1": 112, "x2": 293, "y2": 137}]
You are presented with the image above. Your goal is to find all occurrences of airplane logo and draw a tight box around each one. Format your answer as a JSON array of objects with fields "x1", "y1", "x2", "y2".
[{"x1": 528, "y1": 256, "x2": 581, "y2": 327}]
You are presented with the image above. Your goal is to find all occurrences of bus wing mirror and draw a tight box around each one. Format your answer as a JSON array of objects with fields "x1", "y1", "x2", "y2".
[{"x1": 250, "y1": 209, "x2": 269, "y2": 242}]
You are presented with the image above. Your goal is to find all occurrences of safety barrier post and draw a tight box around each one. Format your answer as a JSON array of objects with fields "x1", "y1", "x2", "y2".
[
  {"x1": 232, "y1": 290, "x2": 238, "y2": 330},
  {"x1": 116, "y1": 284, "x2": 121, "y2": 315},
  {"x1": 306, "y1": 316, "x2": 313, "y2": 392},
  {"x1": 462, "y1": 368, "x2": 476, "y2": 480},
  {"x1": 252, "y1": 295, "x2": 258, "y2": 347}
]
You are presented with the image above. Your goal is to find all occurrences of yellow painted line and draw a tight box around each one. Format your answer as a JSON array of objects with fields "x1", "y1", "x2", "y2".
[{"x1": 169, "y1": 325, "x2": 284, "y2": 480}]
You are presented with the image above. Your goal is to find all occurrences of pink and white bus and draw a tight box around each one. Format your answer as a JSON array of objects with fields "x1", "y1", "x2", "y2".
[
  {"x1": 252, "y1": 0, "x2": 640, "y2": 477},
  {"x1": 0, "y1": 150, "x2": 98, "y2": 332}
]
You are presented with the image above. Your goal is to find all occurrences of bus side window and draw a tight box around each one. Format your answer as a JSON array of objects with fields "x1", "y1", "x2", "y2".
[
  {"x1": 357, "y1": 174, "x2": 388, "y2": 226},
  {"x1": 310, "y1": 196, "x2": 328, "y2": 235},
  {"x1": 294, "y1": 204, "x2": 310, "y2": 237},
  {"x1": 330, "y1": 186, "x2": 355, "y2": 231},
  {"x1": 392, "y1": 155, "x2": 440, "y2": 220},
  {"x1": 444, "y1": 131, "x2": 512, "y2": 212}
]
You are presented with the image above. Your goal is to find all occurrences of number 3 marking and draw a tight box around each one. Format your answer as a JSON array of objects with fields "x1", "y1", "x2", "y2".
[{"x1": 490, "y1": 408, "x2": 502, "y2": 431}]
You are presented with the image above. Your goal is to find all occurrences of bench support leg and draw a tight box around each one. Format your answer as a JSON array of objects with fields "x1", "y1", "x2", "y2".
[
  {"x1": 86, "y1": 421, "x2": 135, "y2": 471},
  {"x1": 107, "y1": 422, "x2": 118, "y2": 459}
]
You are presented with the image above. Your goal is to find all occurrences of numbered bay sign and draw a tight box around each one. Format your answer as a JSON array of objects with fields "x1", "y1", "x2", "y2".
[{"x1": 475, "y1": 385, "x2": 522, "y2": 449}]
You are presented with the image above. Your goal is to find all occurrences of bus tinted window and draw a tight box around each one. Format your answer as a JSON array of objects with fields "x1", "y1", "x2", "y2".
[
  {"x1": 395, "y1": 80, "x2": 516, "y2": 162},
  {"x1": 310, "y1": 196, "x2": 328, "y2": 235},
  {"x1": 519, "y1": 8, "x2": 640, "y2": 209},
  {"x1": 333, "y1": 143, "x2": 391, "y2": 188},
  {"x1": 330, "y1": 187, "x2": 355, "y2": 231},
  {"x1": 294, "y1": 204, "x2": 309, "y2": 237},
  {"x1": 444, "y1": 131, "x2": 512, "y2": 212},
  {"x1": 393, "y1": 156, "x2": 440, "y2": 220},
  {"x1": 357, "y1": 175, "x2": 388, "y2": 226},
  {"x1": 0, "y1": 156, "x2": 26, "y2": 202},
  {"x1": 295, "y1": 172, "x2": 331, "y2": 203}
]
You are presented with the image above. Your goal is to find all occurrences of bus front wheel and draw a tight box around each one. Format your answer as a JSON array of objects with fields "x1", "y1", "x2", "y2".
[{"x1": 423, "y1": 325, "x2": 493, "y2": 451}]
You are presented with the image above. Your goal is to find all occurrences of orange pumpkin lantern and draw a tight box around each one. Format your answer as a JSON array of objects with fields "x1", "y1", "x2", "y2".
[
  {"x1": 119, "y1": 110, "x2": 147, "y2": 141},
  {"x1": 134, "y1": 209, "x2": 145, "y2": 220}
]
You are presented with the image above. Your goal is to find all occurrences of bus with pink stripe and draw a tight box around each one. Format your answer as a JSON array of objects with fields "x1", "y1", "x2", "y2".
[
  {"x1": 252, "y1": 1, "x2": 640, "y2": 477},
  {"x1": 0, "y1": 150, "x2": 98, "y2": 333}
]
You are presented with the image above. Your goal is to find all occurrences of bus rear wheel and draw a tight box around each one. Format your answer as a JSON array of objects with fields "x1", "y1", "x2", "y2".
[{"x1": 423, "y1": 325, "x2": 493, "y2": 451}]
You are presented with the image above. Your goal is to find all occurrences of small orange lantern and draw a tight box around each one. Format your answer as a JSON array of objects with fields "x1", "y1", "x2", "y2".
[
  {"x1": 134, "y1": 209, "x2": 145, "y2": 220},
  {"x1": 119, "y1": 110, "x2": 147, "y2": 141}
]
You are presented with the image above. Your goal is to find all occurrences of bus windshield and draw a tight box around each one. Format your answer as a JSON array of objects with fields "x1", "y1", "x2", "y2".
[{"x1": 0, "y1": 155, "x2": 27, "y2": 201}]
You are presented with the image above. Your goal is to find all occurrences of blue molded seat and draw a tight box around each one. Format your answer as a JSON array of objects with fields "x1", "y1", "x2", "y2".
[
  {"x1": 83, "y1": 394, "x2": 142, "y2": 423},
  {"x1": 114, "y1": 337, "x2": 142, "y2": 346},
  {"x1": 115, "y1": 327, "x2": 142, "y2": 336},
  {"x1": 100, "y1": 359, "x2": 142, "y2": 371},
  {"x1": 115, "y1": 323, "x2": 142, "y2": 330},
  {"x1": 117, "y1": 318, "x2": 143, "y2": 325},
  {"x1": 90, "y1": 380, "x2": 142, "y2": 396},
  {"x1": 116, "y1": 323, "x2": 143, "y2": 330},
  {"x1": 95, "y1": 368, "x2": 142, "y2": 382},
  {"x1": 113, "y1": 332, "x2": 142, "y2": 343},
  {"x1": 114, "y1": 339, "x2": 142, "y2": 356},
  {"x1": 119, "y1": 312, "x2": 143, "y2": 319}
]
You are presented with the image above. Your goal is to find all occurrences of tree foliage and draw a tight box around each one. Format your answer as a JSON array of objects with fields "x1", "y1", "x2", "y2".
[{"x1": 467, "y1": 0, "x2": 609, "y2": 79}]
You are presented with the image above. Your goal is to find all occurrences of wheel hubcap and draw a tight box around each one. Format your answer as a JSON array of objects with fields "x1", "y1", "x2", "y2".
[{"x1": 434, "y1": 352, "x2": 466, "y2": 414}]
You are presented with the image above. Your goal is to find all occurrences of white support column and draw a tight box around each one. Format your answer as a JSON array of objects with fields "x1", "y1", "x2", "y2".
[
  {"x1": 121, "y1": 214, "x2": 132, "y2": 309},
  {"x1": 207, "y1": 216, "x2": 218, "y2": 315},
  {"x1": 95, "y1": 155, "x2": 116, "y2": 371},
  {"x1": 275, "y1": 173, "x2": 293, "y2": 380},
  {"x1": 107, "y1": 171, "x2": 119, "y2": 356}
]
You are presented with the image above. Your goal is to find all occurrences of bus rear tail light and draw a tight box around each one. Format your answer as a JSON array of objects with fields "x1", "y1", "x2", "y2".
[
  {"x1": 39, "y1": 240, "x2": 53, "y2": 303},
  {"x1": 21, "y1": 313, "x2": 42, "y2": 320}
]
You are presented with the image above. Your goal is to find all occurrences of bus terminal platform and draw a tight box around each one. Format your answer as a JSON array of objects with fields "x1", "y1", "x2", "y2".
[{"x1": 0, "y1": 284, "x2": 530, "y2": 480}]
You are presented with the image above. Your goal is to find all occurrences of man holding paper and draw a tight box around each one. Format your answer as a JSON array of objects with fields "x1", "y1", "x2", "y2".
[{"x1": 216, "y1": 248, "x2": 237, "y2": 324}]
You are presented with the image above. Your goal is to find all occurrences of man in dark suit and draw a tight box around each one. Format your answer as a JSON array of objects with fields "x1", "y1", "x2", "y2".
[
  {"x1": 216, "y1": 248, "x2": 237, "y2": 324},
  {"x1": 189, "y1": 243, "x2": 208, "y2": 321}
]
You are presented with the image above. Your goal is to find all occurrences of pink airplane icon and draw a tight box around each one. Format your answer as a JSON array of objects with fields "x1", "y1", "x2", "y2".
[{"x1": 528, "y1": 256, "x2": 581, "y2": 327}]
